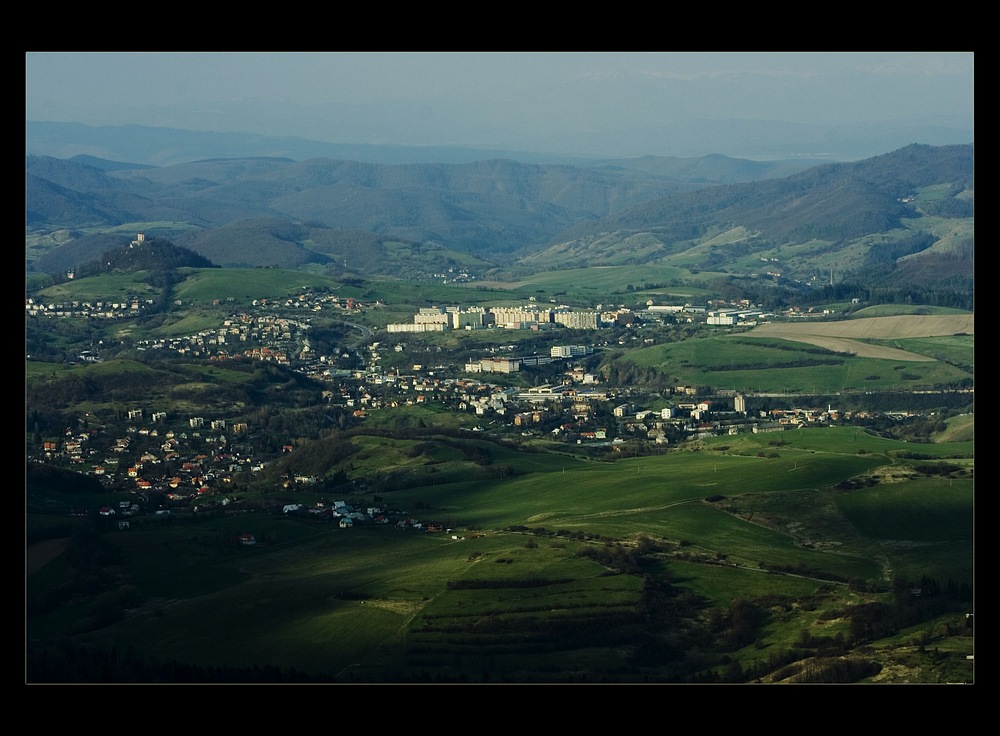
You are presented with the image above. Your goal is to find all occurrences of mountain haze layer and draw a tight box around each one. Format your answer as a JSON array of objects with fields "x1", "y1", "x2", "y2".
[
  {"x1": 26, "y1": 143, "x2": 973, "y2": 305},
  {"x1": 26, "y1": 152, "x2": 818, "y2": 271}
]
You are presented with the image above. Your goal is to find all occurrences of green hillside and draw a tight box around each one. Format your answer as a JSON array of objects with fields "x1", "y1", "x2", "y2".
[
  {"x1": 602, "y1": 334, "x2": 973, "y2": 394},
  {"x1": 27, "y1": 426, "x2": 973, "y2": 683},
  {"x1": 27, "y1": 145, "x2": 973, "y2": 311}
]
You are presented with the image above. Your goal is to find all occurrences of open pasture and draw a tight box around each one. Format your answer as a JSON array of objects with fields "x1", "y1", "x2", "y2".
[
  {"x1": 625, "y1": 333, "x2": 972, "y2": 392},
  {"x1": 31, "y1": 272, "x2": 162, "y2": 303},
  {"x1": 171, "y1": 268, "x2": 349, "y2": 303},
  {"x1": 752, "y1": 314, "x2": 974, "y2": 340},
  {"x1": 471, "y1": 264, "x2": 713, "y2": 300},
  {"x1": 387, "y1": 544, "x2": 646, "y2": 681},
  {"x1": 399, "y1": 446, "x2": 878, "y2": 523},
  {"x1": 714, "y1": 426, "x2": 972, "y2": 458},
  {"x1": 744, "y1": 314, "x2": 974, "y2": 361},
  {"x1": 67, "y1": 527, "x2": 489, "y2": 676},
  {"x1": 835, "y1": 478, "x2": 973, "y2": 543},
  {"x1": 28, "y1": 426, "x2": 973, "y2": 681},
  {"x1": 665, "y1": 557, "x2": 839, "y2": 607},
  {"x1": 934, "y1": 413, "x2": 974, "y2": 443},
  {"x1": 870, "y1": 334, "x2": 974, "y2": 371},
  {"x1": 852, "y1": 305, "x2": 973, "y2": 318},
  {"x1": 834, "y1": 477, "x2": 974, "y2": 588},
  {"x1": 388, "y1": 435, "x2": 888, "y2": 581}
]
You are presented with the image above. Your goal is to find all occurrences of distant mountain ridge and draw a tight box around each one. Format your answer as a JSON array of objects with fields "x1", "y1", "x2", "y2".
[
  {"x1": 554, "y1": 144, "x2": 973, "y2": 246},
  {"x1": 26, "y1": 115, "x2": 974, "y2": 166},
  {"x1": 27, "y1": 151, "x2": 815, "y2": 273},
  {"x1": 524, "y1": 143, "x2": 974, "y2": 299},
  {"x1": 26, "y1": 143, "x2": 973, "y2": 304},
  {"x1": 26, "y1": 121, "x2": 621, "y2": 168}
]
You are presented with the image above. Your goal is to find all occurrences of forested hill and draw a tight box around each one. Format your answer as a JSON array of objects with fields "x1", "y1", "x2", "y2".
[
  {"x1": 524, "y1": 143, "x2": 973, "y2": 297},
  {"x1": 26, "y1": 152, "x2": 818, "y2": 272},
  {"x1": 26, "y1": 144, "x2": 973, "y2": 302},
  {"x1": 546, "y1": 144, "x2": 972, "y2": 248},
  {"x1": 77, "y1": 236, "x2": 218, "y2": 277}
]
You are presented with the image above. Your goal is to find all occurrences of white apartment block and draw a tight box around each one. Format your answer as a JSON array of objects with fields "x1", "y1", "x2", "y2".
[
  {"x1": 553, "y1": 311, "x2": 599, "y2": 329},
  {"x1": 386, "y1": 323, "x2": 445, "y2": 333},
  {"x1": 467, "y1": 357, "x2": 520, "y2": 373},
  {"x1": 551, "y1": 345, "x2": 593, "y2": 358},
  {"x1": 490, "y1": 306, "x2": 550, "y2": 327}
]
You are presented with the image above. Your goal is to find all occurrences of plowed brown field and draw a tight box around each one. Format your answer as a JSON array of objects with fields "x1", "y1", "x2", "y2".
[{"x1": 744, "y1": 315, "x2": 973, "y2": 361}]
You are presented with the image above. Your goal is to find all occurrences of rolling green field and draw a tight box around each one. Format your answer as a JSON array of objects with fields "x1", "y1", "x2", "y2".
[
  {"x1": 32, "y1": 267, "x2": 581, "y2": 318},
  {"x1": 477, "y1": 264, "x2": 716, "y2": 299},
  {"x1": 870, "y1": 335, "x2": 974, "y2": 372},
  {"x1": 934, "y1": 413, "x2": 974, "y2": 442},
  {"x1": 27, "y1": 426, "x2": 974, "y2": 682},
  {"x1": 32, "y1": 272, "x2": 163, "y2": 303},
  {"x1": 851, "y1": 305, "x2": 974, "y2": 318},
  {"x1": 620, "y1": 334, "x2": 973, "y2": 393},
  {"x1": 25, "y1": 269, "x2": 975, "y2": 683}
]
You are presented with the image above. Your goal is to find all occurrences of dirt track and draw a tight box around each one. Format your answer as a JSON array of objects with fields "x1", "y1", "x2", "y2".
[{"x1": 745, "y1": 315, "x2": 973, "y2": 360}]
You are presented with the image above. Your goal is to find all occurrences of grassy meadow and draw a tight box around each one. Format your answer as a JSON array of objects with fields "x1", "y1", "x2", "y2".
[
  {"x1": 620, "y1": 333, "x2": 973, "y2": 393},
  {"x1": 26, "y1": 268, "x2": 974, "y2": 682},
  {"x1": 476, "y1": 264, "x2": 714, "y2": 300},
  {"x1": 28, "y1": 426, "x2": 973, "y2": 682}
]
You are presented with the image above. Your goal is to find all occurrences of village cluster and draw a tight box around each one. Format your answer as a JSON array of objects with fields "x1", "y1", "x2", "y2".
[{"x1": 29, "y1": 286, "x2": 893, "y2": 527}]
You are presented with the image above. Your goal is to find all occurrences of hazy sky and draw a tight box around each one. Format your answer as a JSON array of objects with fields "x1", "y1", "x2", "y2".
[{"x1": 25, "y1": 51, "x2": 974, "y2": 159}]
